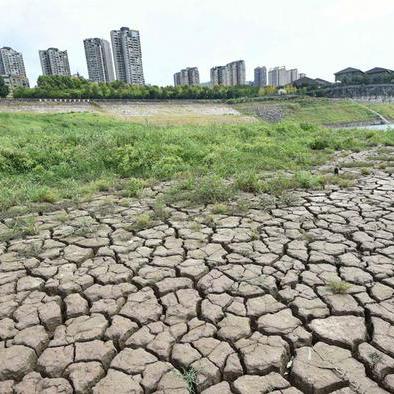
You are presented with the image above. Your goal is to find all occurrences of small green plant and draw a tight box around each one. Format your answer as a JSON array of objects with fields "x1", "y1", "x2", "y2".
[
  {"x1": 0, "y1": 216, "x2": 39, "y2": 242},
  {"x1": 178, "y1": 367, "x2": 197, "y2": 394},
  {"x1": 190, "y1": 221, "x2": 202, "y2": 233},
  {"x1": 203, "y1": 214, "x2": 215, "y2": 226},
  {"x1": 30, "y1": 187, "x2": 59, "y2": 203},
  {"x1": 235, "y1": 172, "x2": 261, "y2": 193},
  {"x1": 94, "y1": 178, "x2": 114, "y2": 192},
  {"x1": 152, "y1": 202, "x2": 170, "y2": 221},
  {"x1": 368, "y1": 351, "x2": 383, "y2": 364},
  {"x1": 166, "y1": 175, "x2": 233, "y2": 205},
  {"x1": 278, "y1": 192, "x2": 299, "y2": 206},
  {"x1": 56, "y1": 212, "x2": 69, "y2": 223},
  {"x1": 294, "y1": 171, "x2": 324, "y2": 189},
  {"x1": 18, "y1": 242, "x2": 42, "y2": 257},
  {"x1": 250, "y1": 228, "x2": 259, "y2": 240},
  {"x1": 234, "y1": 199, "x2": 251, "y2": 214},
  {"x1": 122, "y1": 178, "x2": 146, "y2": 198},
  {"x1": 309, "y1": 137, "x2": 331, "y2": 150},
  {"x1": 132, "y1": 212, "x2": 153, "y2": 231},
  {"x1": 211, "y1": 203, "x2": 229, "y2": 215},
  {"x1": 327, "y1": 280, "x2": 352, "y2": 294}
]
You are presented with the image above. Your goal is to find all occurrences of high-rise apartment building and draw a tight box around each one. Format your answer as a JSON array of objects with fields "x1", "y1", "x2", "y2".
[
  {"x1": 110, "y1": 27, "x2": 144, "y2": 85},
  {"x1": 173, "y1": 67, "x2": 200, "y2": 86},
  {"x1": 210, "y1": 60, "x2": 246, "y2": 86},
  {"x1": 210, "y1": 66, "x2": 229, "y2": 86},
  {"x1": 254, "y1": 66, "x2": 267, "y2": 87},
  {"x1": 83, "y1": 38, "x2": 115, "y2": 83},
  {"x1": 0, "y1": 46, "x2": 29, "y2": 88},
  {"x1": 39, "y1": 48, "x2": 71, "y2": 76},
  {"x1": 0, "y1": 47, "x2": 27, "y2": 77},
  {"x1": 268, "y1": 66, "x2": 300, "y2": 87},
  {"x1": 228, "y1": 60, "x2": 246, "y2": 86}
]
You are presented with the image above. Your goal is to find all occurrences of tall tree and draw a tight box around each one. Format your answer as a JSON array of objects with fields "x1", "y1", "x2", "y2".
[{"x1": 0, "y1": 76, "x2": 9, "y2": 98}]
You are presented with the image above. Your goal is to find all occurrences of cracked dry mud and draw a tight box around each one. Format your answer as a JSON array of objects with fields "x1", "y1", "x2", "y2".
[{"x1": 1, "y1": 150, "x2": 394, "y2": 393}]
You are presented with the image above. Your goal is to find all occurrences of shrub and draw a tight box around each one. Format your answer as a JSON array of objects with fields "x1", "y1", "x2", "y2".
[
  {"x1": 309, "y1": 137, "x2": 330, "y2": 150},
  {"x1": 235, "y1": 172, "x2": 261, "y2": 193},
  {"x1": 123, "y1": 178, "x2": 146, "y2": 197},
  {"x1": 327, "y1": 280, "x2": 352, "y2": 294}
]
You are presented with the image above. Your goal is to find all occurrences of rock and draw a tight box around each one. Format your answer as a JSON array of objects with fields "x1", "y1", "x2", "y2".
[
  {"x1": 14, "y1": 372, "x2": 73, "y2": 394},
  {"x1": 0, "y1": 381, "x2": 13, "y2": 394},
  {"x1": 0, "y1": 345, "x2": 37, "y2": 380},
  {"x1": 246, "y1": 294, "x2": 286, "y2": 317},
  {"x1": 141, "y1": 361, "x2": 174, "y2": 392},
  {"x1": 371, "y1": 317, "x2": 394, "y2": 358},
  {"x1": 37, "y1": 345, "x2": 74, "y2": 377},
  {"x1": 38, "y1": 301, "x2": 63, "y2": 332},
  {"x1": 291, "y1": 342, "x2": 385, "y2": 394},
  {"x1": 310, "y1": 315, "x2": 367, "y2": 350},
  {"x1": 110, "y1": 348, "x2": 157, "y2": 374},
  {"x1": 217, "y1": 314, "x2": 251, "y2": 342},
  {"x1": 93, "y1": 369, "x2": 143, "y2": 394},
  {"x1": 155, "y1": 369, "x2": 189, "y2": 393},
  {"x1": 257, "y1": 308, "x2": 311, "y2": 347},
  {"x1": 12, "y1": 325, "x2": 49, "y2": 355},
  {"x1": 51, "y1": 314, "x2": 108, "y2": 345},
  {"x1": 66, "y1": 362, "x2": 105, "y2": 394},
  {"x1": 235, "y1": 332, "x2": 289, "y2": 374},
  {"x1": 233, "y1": 373, "x2": 299, "y2": 394},
  {"x1": 74, "y1": 340, "x2": 116, "y2": 369},
  {"x1": 64, "y1": 245, "x2": 93, "y2": 264},
  {"x1": 64, "y1": 293, "x2": 89, "y2": 318},
  {"x1": 357, "y1": 342, "x2": 394, "y2": 381},
  {"x1": 105, "y1": 315, "x2": 139, "y2": 348},
  {"x1": 201, "y1": 382, "x2": 232, "y2": 394},
  {"x1": 172, "y1": 343, "x2": 201, "y2": 366},
  {"x1": 120, "y1": 288, "x2": 162, "y2": 325}
]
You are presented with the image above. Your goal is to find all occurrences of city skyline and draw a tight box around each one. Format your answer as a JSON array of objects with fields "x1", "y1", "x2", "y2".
[{"x1": 1, "y1": 0, "x2": 393, "y2": 86}]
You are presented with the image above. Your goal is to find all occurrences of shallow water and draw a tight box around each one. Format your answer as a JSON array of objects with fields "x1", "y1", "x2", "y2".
[{"x1": 354, "y1": 123, "x2": 394, "y2": 131}]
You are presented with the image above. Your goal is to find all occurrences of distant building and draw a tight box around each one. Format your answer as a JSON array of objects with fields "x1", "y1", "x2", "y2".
[
  {"x1": 210, "y1": 60, "x2": 246, "y2": 86},
  {"x1": 173, "y1": 67, "x2": 200, "y2": 86},
  {"x1": 334, "y1": 67, "x2": 364, "y2": 83},
  {"x1": 111, "y1": 26, "x2": 144, "y2": 85},
  {"x1": 173, "y1": 72, "x2": 181, "y2": 86},
  {"x1": 39, "y1": 48, "x2": 71, "y2": 76},
  {"x1": 210, "y1": 66, "x2": 229, "y2": 86},
  {"x1": 0, "y1": 46, "x2": 29, "y2": 88},
  {"x1": 84, "y1": 38, "x2": 115, "y2": 83},
  {"x1": 0, "y1": 47, "x2": 27, "y2": 77},
  {"x1": 254, "y1": 66, "x2": 267, "y2": 87},
  {"x1": 227, "y1": 60, "x2": 246, "y2": 86},
  {"x1": 268, "y1": 66, "x2": 300, "y2": 87},
  {"x1": 365, "y1": 67, "x2": 393, "y2": 83},
  {"x1": 2, "y1": 74, "x2": 30, "y2": 91},
  {"x1": 292, "y1": 76, "x2": 331, "y2": 88}
]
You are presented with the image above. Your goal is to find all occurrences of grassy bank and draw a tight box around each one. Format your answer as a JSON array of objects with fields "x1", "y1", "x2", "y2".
[
  {"x1": 0, "y1": 112, "x2": 393, "y2": 211},
  {"x1": 233, "y1": 98, "x2": 393, "y2": 125}
]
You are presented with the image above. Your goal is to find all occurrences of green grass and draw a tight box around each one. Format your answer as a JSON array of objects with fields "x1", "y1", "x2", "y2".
[
  {"x1": 366, "y1": 103, "x2": 394, "y2": 120},
  {"x1": 0, "y1": 216, "x2": 38, "y2": 242},
  {"x1": 0, "y1": 111, "x2": 393, "y2": 211},
  {"x1": 234, "y1": 97, "x2": 394, "y2": 125},
  {"x1": 327, "y1": 280, "x2": 352, "y2": 294}
]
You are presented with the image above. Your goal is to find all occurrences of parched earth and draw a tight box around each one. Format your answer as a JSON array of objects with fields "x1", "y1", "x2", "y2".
[{"x1": 1, "y1": 153, "x2": 394, "y2": 393}]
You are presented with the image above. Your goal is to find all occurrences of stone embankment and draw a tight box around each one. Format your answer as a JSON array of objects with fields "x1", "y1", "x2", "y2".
[
  {"x1": 320, "y1": 84, "x2": 394, "y2": 100},
  {"x1": 0, "y1": 148, "x2": 394, "y2": 393}
]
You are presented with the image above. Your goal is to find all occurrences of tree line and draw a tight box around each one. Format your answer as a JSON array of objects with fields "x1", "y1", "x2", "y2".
[{"x1": 13, "y1": 75, "x2": 268, "y2": 100}]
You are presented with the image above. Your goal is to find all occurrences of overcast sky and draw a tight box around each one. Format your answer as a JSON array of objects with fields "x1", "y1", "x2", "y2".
[{"x1": 2, "y1": 0, "x2": 393, "y2": 86}]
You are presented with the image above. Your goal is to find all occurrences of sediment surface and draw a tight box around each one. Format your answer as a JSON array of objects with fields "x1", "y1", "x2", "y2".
[{"x1": 1, "y1": 151, "x2": 394, "y2": 393}]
